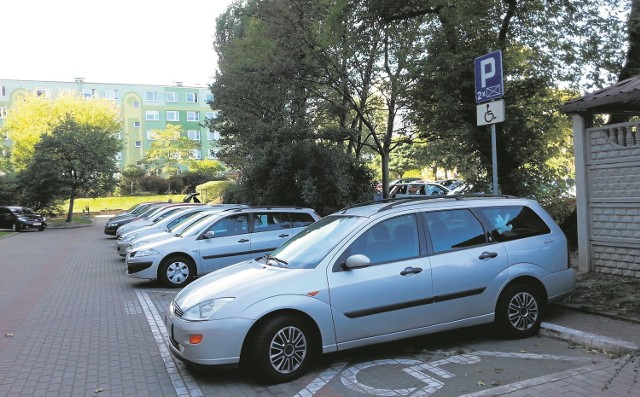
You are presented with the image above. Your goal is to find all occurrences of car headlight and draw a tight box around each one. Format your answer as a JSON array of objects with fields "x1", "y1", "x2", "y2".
[
  {"x1": 133, "y1": 248, "x2": 160, "y2": 257},
  {"x1": 107, "y1": 222, "x2": 117, "y2": 227},
  {"x1": 131, "y1": 241, "x2": 148, "y2": 249},
  {"x1": 122, "y1": 234, "x2": 137, "y2": 242},
  {"x1": 181, "y1": 298, "x2": 235, "y2": 321}
]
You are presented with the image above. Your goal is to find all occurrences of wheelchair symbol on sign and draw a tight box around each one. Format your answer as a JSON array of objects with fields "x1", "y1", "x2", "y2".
[
  {"x1": 337, "y1": 351, "x2": 593, "y2": 396},
  {"x1": 484, "y1": 104, "x2": 497, "y2": 123}
]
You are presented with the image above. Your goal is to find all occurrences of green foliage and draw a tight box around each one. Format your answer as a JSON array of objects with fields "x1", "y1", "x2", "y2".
[
  {"x1": 17, "y1": 115, "x2": 121, "y2": 220},
  {"x1": 118, "y1": 165, "x2": 147, "y2": 195},
  {"x1": 143, "y1": 124, "x2": 201, "y2": 176},
  {"x1": 226, "y1": 141, "x2": 374, "y2": 216},
  {"x1": 140, "y1": 176, "x2": 170, "y2": 195},
  {"x1": 197, "y1": 180, "x2": 234, "y2": 203},
  {"x1": 1, "y1": 93, "x2": 121, "y2": 170}
]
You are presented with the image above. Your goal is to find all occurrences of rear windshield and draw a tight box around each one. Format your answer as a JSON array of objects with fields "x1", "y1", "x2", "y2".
[{"x1": 474, "y1": 206, "x2": 551, "y2": 242}]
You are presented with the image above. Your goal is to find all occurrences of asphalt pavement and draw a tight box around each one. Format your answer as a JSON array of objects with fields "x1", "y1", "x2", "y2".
[{"x1": 0, "y1": 216, "x2": 638, "y2": 396}]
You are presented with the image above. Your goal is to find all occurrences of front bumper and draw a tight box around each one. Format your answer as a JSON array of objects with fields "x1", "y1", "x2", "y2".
[{"x1": 165, "y1": 312, "x2": 252, "y2": 366}]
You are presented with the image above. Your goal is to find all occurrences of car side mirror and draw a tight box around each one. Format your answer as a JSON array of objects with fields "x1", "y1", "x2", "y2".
[
  {"x1": 203, "y1": 230, "x2": 215, "y2": 239},
  {"x1": 343, "y1": 254, "x2": 371, "y2": 270}
]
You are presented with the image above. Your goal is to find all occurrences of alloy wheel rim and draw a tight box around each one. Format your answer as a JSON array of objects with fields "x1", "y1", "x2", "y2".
[
  {"x1": 167, "y1": 261, "x2": 189, "y2": 285},
  {"x1": 508, "y1": 291, "x2": 539, "y2": 331},
  {"x1": 269, "y1": 326, "x2": 307, "y2": 374}
]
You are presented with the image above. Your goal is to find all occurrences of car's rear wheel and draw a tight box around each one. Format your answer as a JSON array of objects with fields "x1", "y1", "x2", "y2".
[
  {"x1": 246, "y1": 314, "x2": 315, "y2": 383},
  {"x1": 158, "y1": 255, "x2": 194, "y2": 288},
  {"x1": 12, "y1": 223, "x2": 21, "y2": 232},
  {"x1": 496, "y1": 283, "x2": 542, "y2": 338}
]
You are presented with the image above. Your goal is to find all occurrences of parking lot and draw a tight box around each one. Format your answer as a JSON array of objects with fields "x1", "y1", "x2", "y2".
[{"x1": 0, "y1": 217, "x2": 638, "y2": 396}]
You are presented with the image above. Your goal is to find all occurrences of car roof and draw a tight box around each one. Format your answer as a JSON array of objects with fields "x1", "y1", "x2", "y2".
[{"x1": 336, "y1": 195, "x2": 529, "y2": 218}]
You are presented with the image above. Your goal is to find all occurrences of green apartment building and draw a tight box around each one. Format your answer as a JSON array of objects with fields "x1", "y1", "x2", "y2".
[{"x1": 0, "y1": 78, "x2": 221, "y2": 171}]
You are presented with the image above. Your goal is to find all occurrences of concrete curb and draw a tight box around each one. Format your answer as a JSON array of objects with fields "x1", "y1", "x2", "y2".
[{"x1": 541, "y1": 322, "x2": 639, "y2": 355}]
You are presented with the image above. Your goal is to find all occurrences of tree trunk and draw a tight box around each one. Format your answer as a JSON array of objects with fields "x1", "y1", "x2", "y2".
[
  {"x1": 66, "y1": 189, "x2": 76, "y2": 223},
  {"x1": 381, "y1": 152, "x2": 391, "y2": 199}
]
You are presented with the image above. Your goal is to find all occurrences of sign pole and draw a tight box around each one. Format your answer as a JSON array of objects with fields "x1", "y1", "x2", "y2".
[{"x1": 491, "y1": 124, "x2": 498, "y2": 194}]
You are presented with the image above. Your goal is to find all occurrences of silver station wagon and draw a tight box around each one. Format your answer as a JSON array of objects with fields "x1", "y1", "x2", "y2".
[{"x1": 166, "y1": 196, "x2": 575, "y2": 383}]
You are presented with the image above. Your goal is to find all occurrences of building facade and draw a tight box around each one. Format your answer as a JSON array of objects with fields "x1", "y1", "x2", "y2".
[{"x1": 0, "y1": 78, "x2": 221, "y2": 170}]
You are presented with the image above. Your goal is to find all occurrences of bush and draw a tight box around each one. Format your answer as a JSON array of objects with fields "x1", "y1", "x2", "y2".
[
  {"x1": 140, "y1": 176, "x2": 169, "y2": 194},
  {"x1": 197, "y1": 180, "x2": 235, "y2": 203}
]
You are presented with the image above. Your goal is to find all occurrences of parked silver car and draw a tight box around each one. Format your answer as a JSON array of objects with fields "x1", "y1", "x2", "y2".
[
  {"x1": 126, "y1": 207, "x2": 320, "y2": 287},
  {"x1": 165, "y1": 195, "x2": 575, "y2": 383}
]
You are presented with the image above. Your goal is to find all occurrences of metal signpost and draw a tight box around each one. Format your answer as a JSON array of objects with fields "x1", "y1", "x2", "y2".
[{"x1": 475, "y1": 50, "x2": 504, "y2": 194}]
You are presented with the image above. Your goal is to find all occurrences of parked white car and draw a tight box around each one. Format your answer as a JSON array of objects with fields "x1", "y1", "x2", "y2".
[
  {"x1": 115, "y1": 203, "x2": 204, "y2": 237},
  {"x1": 165, "y1": 195, "x2": 575, "y2": 383},
  {"x1": 116, "y1": 206, "x2": 212, "y2": 256},
  {"x1": 126, "y1": 207, "x2": 320, "y2": 287}
]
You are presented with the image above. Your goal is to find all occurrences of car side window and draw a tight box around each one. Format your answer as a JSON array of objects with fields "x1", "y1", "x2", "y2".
[
  {"x1": 475, "y1": 206, "x2": 551, "y2": 242},
  {"x1": 290, "y1": 212, "x2": 316, "y2": 227},
  {"x1": 252, "y1": 212, "x2": 290, "y2": 232},
  {"x1": 337, "y1": 214, "x2": 420, "y2": 267},
  {"x1": 208, "y1": 214, "x2": 249, "y2": 237},
  {"x1": 425, "y1": 209, "x2": 486, "y2": 253}
]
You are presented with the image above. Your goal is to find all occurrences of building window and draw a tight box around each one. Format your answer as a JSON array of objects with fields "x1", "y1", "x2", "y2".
[
  {"x1": 185, "y1": 92, "x2": 198, "y2": 103},
  {"x1": 145, "y1": 91, "x2": 157, "y2": 102},
  {"x1": 0, "y1": 107, "x2": 7, "y2": 119},
  {"x1": 207, "y1": 130, "x2": 220, "y2": 140},
  {"x1": 165, "y1": 92, "x2": 177, "y2": 102},
  {"x1": 114, "y1": 132, "x2": 122, "y2": 140},
  {"x1": 205, "y1": 112, "x2": 216, "y2": 120},
  {"x1": 146, "y1": 130, "x2": 160, "y2": 140},
  {"x1": 135, "y1": 141, "x2": 142, "y2": 148},
  {"x1": 115, "y1": 152, "x2": 123, "y2": 161},
  {"x1": 166, "y1": 111, "x2": 179, "y2": 121},
  {"x1": 145, "y1": 111, "x2": 160, "y2": 121},
  {"x1": 0, "y1": 86, "x2": 6, "y2": 97},
  {"x1": 133, "y1": 121, "x2": 141, "y2": 128},
  {"x1": 187, "y1": 111, "x2": 199, "y2": 121},
  {"x1": 133, "y1": 101, "x2": 140, "y2": 108},
  {"x1": 187, "y1": 130, "x2": 200, "y2": 140},
  {"x1": 2, "y1": 131, "x2": 9, "y2": 141},
  {"x1": 205, "y1": 93, "x2": 214, "y2": 102},
  {"x1": 208, "y1": 149, "x2": 218, "y2": 159},
  {"x1": 105, "y1": 89, "x2": 120, "y2": 100},
  {"x1": 82, "y1": 89, "x2": 96, "y2": 98},
  {"x1": 189, "y1": 149, "x2": 202, "y2": 159},
  {"x1": 36, "y1": 88, "x2": 49, "y2": 97}
]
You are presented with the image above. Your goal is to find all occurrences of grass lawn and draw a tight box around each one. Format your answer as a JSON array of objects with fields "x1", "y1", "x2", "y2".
[{"x1": 61, "y1": 195, "x2": 183, "y2": 214}]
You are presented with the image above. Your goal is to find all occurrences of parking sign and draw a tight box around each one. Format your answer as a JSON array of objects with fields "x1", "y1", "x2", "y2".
[{"x1": 475, "y1": 50, "x2": 504, "y2": 103}]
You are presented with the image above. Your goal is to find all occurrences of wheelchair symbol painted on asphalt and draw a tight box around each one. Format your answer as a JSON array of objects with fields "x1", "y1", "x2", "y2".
[{"x1": 295, "y1": 351, "x2": 593, "y2": 396}]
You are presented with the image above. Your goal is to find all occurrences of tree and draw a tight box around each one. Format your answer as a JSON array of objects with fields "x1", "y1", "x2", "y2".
[
  {"x1": 119, "y1": 165, "x2": 147, "y2": 195},
  {"x1": 143, "y1": 124, "x2": 201, "y2": 177},
  {"x1": 1, "y1": 93, "x2": 121, "y2": 170},
  {"x1": 19, "y1": 115, "x2": 121, "y2": 222}
]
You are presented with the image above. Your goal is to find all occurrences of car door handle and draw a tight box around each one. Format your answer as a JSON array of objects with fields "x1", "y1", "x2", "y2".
[
  {"x1": 400, "y1": 267, "x2": 422, "y2": 276},
  {"x1": 238, "y1": 239, "x2": 249, "y2": 243},
  {"x1": 278, "y1": 234, "x2": 290, "y2": 238},
  {"x1": 479, "y1": 251, "x2": 498, "y2": 260}
]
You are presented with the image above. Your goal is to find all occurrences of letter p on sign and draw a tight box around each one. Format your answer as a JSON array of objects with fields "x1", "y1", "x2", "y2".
[{"x1": 475, "y1": 50, "x2": 504, "y2": 103}]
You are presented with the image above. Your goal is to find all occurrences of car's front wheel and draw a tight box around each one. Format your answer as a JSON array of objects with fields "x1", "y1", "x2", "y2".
[
  {"x1": 158, "y1": 255, "x2": 194, "y2": 288},
  {"x1": 496, "y1": 283, "x2": 542, "y2": 338},
  {"x1": 246, "y1": 314, "x2": 315, "y2": 383}
]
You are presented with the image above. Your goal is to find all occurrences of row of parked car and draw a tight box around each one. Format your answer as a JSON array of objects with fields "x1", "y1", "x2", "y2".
[
  {"x1": 105, "y1": 202, "x2": 320, "y2": 287},
  {"x1": 104, "y1": 194, "x2": 575, "y2": 383}
]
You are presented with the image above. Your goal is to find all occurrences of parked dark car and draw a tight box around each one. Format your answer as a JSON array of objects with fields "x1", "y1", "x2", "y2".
[
  {"x1": 0, "y1": 206, "x2": 47, "y2": 232},
  {"x1": 104, "y1": 203, "x2": 171, "y2": 236}
]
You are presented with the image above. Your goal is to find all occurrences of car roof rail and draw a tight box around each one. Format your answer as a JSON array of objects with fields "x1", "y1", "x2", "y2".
[{"x1": 339, "y1": 194, "x2": 519, "y2": 213}]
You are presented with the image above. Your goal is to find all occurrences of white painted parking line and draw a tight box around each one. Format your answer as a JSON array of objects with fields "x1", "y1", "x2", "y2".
[{"x1": 136, "y1": 290, "x2": 203, "y2": 397}]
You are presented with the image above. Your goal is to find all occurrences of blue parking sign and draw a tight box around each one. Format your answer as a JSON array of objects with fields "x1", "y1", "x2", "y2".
[{"x1": 475, "y1": 50, "x2": 504, "y2": 103}]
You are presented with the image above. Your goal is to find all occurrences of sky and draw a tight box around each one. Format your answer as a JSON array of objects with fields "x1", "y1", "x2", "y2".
[{"x1": 2, "y1": 0, "x2": 236, "y2": 86}]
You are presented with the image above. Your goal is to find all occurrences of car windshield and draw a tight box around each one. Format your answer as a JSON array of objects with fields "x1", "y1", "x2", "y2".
[
  {"x1": 266, "y1": 215, "x2": 364, "y2": 269},
  {"x1": 168, "y1": 211, "x2": 208, "y2": 232},
  {"x1": 177, "y1": 212, "x2": 222, "y2": 237},
  {"x1": 12, "y1": 207, "x2": 36, "y2": 215}
]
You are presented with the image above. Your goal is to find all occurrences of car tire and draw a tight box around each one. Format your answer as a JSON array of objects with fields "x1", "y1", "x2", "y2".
[
  {"x1": 38, "y1": 225, "x2": 45, "y2": 231},
  {"x1": 246, "y1": 314, "x2": 315, "y2": 383},
  {"x1": 496, "y1": 283, "x2": 542, "y2": 338},
  {"x1": 158, "y1": 255, "x2": 195, "y2": 288},
  {"x1": 12, "y1": 223, "x2": 21, "y2": 232}
]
